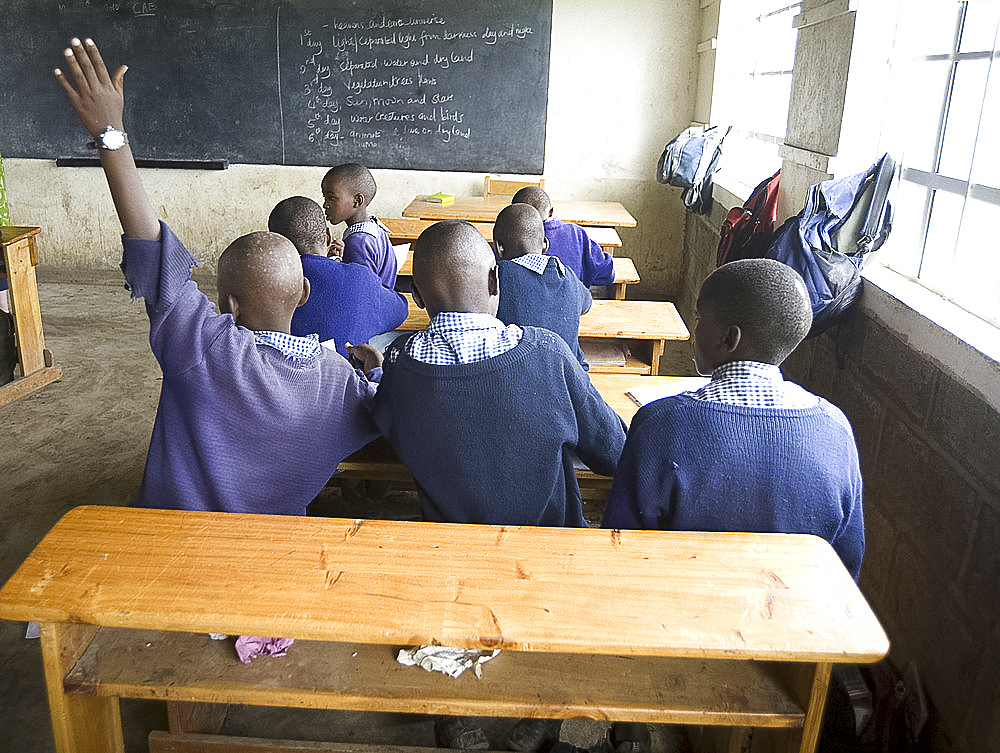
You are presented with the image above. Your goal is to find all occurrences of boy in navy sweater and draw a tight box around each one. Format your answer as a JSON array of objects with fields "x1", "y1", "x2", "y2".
[
  {"x1": 269, "y1": 196, "x2": 407, "y2": 360},
  {"x1": 322, "y1": 162, "x2": 398, "y2": 289},
  {"x1": 597, "y1": 258, "x2": 864, "y2": 753},
  {"x1": 602, "y1": 258, "x2": 863, "y2": 579},
  {"x1": 371, "y1": 218, "x2": 625, "y2": 751},
  {"x1": 511, "y1": 186, "x2": 615, "y2": 288},
  {"x1": 494, "y1": 203, "x2": 592, "y2": 370}
]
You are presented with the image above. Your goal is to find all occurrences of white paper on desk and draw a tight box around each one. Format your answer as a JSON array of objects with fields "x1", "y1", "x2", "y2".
[
  {"x1": 393, "y1": 243, "x2": 410, "y2": 269},
  {"x1": 626, "y1": 379, "x2": 707, "y2": 407},
  {"x1": 397, "y1": 645, "x2": 500, "y2": 679}
]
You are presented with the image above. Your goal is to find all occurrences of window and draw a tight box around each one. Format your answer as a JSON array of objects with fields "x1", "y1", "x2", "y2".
[
  {"x1": 877, "y1": 1, "x2": 1000, "y2": 327},
  {"x1": 712, "y1": 1, "x2": 802, "y2": 192}
]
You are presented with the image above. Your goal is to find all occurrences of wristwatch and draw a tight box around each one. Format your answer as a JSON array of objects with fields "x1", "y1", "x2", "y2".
[{"x1": 87, "y1": 126, "x2": 129, "y2": 151}]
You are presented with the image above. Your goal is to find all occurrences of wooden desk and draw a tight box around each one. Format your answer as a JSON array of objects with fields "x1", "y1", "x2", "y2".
[
  {"x1": 396, "y1": 251, "x2": 639, "y2": 300},
  {"x1": 383, "y1": 216, "x2": 623, "y2": 256},
  {"x1": 337, "y1": 374, "x2": 708, "y2": 486},
  {"x1": 0, "y1": 506, "x2": 888, "y2": 753},
  {"x1": 0, "y1": 226, "x2": 61, "y2": 406},
  {"x1": 399, "y1": 295, "x2": 689, "y2": 375},
  {"x1": 402, "y1": 195, "x2": 637, "y2": 228}
]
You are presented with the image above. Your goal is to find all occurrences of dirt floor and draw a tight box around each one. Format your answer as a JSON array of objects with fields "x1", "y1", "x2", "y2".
[{"x1": 0, "y1": 272, "x2": 697, "y2": 753}]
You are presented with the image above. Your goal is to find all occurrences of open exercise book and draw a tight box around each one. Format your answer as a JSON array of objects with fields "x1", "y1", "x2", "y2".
[{"x1": 625, "y1": 377, "x2": 709, "y2": 407}]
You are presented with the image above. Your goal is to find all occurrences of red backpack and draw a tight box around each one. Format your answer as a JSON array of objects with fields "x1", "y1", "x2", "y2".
[{"x1": 716, "y1": 170, "x2": 781, "y2": 266}]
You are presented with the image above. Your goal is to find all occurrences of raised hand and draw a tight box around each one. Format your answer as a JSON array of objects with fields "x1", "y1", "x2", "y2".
[{"x1": 53, "y1": 37, "x2": 127, "y2": 137}]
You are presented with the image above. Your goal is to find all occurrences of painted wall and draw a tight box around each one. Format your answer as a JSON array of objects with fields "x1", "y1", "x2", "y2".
[{"x1": 3, "y1": 0, "x2": 699, "y2": 301}]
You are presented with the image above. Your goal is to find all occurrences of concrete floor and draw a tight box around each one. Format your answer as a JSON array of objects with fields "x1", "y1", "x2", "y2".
[{"x1": 0, "y1": 273, "x2": 696, "y2": 753}]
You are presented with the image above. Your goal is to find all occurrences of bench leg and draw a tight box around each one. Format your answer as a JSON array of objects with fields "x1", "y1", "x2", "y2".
[
  {"x1": 168, "y1": 701, "x2": 229, "y2": 735},
  {"x1": 39, "y1": 622, "x2": 123, "y2": 753}
]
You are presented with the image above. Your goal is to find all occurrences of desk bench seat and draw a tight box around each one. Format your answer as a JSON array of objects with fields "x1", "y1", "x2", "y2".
[{"x1": 67, "y1": 627, "x2": 805, "y2": 727}]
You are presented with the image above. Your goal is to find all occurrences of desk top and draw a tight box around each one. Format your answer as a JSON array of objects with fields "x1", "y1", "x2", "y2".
[
  {"x1": 403, "y1": 196, "x2": 637, "y2": 228},
  {"x1": 383, "y1": 216, "x2": 623, "y2": 248},
  {"x1": 0, "y1": 226, "x2": 41, "y2": 246},
  {"x1": 399, "y1": 296, "x2": 689, "y2": 340},
  {"x1": 0, "y1": 505, "x2": 889, "y2": 663},
  {"x1": 397, "y1": 253, "x2": 638, "y2": 285},
  {"x1": 590, "y1": 373, "x2": 707, "y2": 424}
]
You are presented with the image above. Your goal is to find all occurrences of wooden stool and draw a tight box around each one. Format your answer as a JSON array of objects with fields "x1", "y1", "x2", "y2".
[{"x1": 0, "y1": 226, "x2": 61, "y2": 406}]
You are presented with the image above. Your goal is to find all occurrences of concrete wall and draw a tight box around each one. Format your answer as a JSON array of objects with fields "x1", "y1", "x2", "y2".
[
  {"x1": 3, "y1": 0, "x2": 698, "y2": 301},
  {"x1": 681, "y1": 1, "x2": 1000, "y2": 749}
]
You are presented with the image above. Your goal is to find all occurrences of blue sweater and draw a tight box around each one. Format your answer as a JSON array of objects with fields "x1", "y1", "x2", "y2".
[
  {"x1": 496, "y1": 256, "x2": 592, "y2": 369},
  {"x1": 121, "y1": 223, "x2": 380, "y2": 515},
  {"x1": 291, "y1": 254, "x2": 408, "y2": 359},
  {"x1": 602, "y1": 393, "x2": 864, "y2": 579},
  {"x1": 372, "y1": 327, "x2": 627, "y2": 527},
  {"x1": 342, "y1": 218, "x2": 397, "y2": 289},
  {"x1": 543, "y1": 218, "x2": 615, "y2": 287}
]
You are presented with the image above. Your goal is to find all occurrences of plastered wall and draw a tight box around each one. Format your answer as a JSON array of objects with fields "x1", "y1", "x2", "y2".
[{"x1": 3, "y1": 0, "x2": 699, "y2": 302}]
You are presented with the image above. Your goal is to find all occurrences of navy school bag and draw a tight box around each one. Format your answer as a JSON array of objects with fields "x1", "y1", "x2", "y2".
[{"x1": 766, "y1": 153, "x2": 895, "y2": 338}]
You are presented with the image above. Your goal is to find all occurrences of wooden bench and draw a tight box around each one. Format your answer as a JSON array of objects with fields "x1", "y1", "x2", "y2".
[
  {"x1": 397, "y1": 294, "x2": 689, "y2": 375},
  {"x1": 382, "y1": 217, "x2": 623, "y2": 256},
  {"x1": 0, "y1": 226, "x2": 61, "y2": 406},
  {"x1": 0, "y1": 506, "x2": 889, "y2": 753}
]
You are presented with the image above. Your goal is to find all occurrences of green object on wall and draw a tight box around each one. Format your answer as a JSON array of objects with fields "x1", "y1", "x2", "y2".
[{"x1": 0, "y1": 153, "x2": 10, "y2": 226}]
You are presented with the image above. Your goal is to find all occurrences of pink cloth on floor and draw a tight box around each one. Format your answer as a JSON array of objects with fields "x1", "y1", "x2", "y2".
[{"x1": 234, "y1": 635, "x2": 294, "y2": 665}]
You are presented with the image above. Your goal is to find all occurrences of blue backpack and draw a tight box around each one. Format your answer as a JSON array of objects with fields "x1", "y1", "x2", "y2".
[{"x1": 767, "y1": 153, "x2": 895, "y2": 337}]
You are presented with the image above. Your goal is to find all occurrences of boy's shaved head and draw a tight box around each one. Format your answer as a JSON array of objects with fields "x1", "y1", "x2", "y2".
[
  {"x1": 323, "y1": 162, "x2": 377, "y2": 201},
  {"x1": 511, "y1": 185, "x2": 551, "y2": 216},
  {"x1": 698, "y1": 258, "x2": 812, "y2": 365},
  {"x1": 217, "y1": 231, "x2": 307, "y2": 331},
  {"x1": 411, "y1": 220, "x2": 498, "y2": 318},
  {"x1": 494, "y1": 203, "x2": 546, "y2": 259},
  {"x1": 268, "y1": 196, "x2": 328, "y2": 256}
]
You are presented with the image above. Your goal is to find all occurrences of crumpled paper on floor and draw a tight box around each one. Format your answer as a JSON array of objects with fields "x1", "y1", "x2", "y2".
[
  {"x1": 234, "y1": 635, "x2": 295, "y2": 665},
  {"x1": 396, "y1": 645, "x2": 500, "y2": 678}
]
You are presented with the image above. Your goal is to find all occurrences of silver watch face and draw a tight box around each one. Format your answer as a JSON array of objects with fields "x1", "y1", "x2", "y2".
[{"x1": 98, "y1": 129, "x2": 127, "y2": 150}]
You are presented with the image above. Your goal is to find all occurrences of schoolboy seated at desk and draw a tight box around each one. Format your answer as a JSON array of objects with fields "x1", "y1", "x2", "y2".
[
  {"x1": 322, "y1": 162, "x2": 398, "y2": 290},
  {"x1": 55, "y1": 38, "x2": 381, "y2": 515},
  {"x1": 512, "y1": 186, "x2": 615, "y2": 288},
  {"x1": 269, "y1": 196, "x2": 408, "y2": 360},
  {"x1": 603, "y1": 258, "x2": 864, "y2": 578},
  {"x1": 494, "y1": 203, "x2": 592, "y2": 371}
]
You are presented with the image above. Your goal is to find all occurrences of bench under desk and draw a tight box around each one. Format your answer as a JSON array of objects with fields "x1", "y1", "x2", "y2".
[{"x1": 0, "y1": 506, "x2": 888, "y2": 753}]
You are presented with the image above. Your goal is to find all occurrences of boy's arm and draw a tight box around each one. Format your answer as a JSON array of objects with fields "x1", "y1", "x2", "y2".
[
  {"x1": 585, "y1": 237, "x2": 616, "y2": 287},
  {"x1": 54, "y1": 38, "x2": 159, "y2": 241}
]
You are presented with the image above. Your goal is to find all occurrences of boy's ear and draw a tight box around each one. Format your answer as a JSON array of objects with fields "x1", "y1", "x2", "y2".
[
  {"x1": 495, "y1": 241, "x2": 506, "y2": 260},
  {"x1": 723, "y1": 324, "x2": 742, "y2": 354},
  {"x1": 487, "y1": 264, "x2": 499, "y2": 297},
  {"x1": 411, "y1": 281, "x2": 426, "y2": 310},
  {"x1": 297, "y1": 277, "x2": 311, "y2": 309},
  {"x1": 353, "y1": 192, "x2": 365, "y2": 208},
  {"x1": 541, "y1": 237, "x2": 549, "y2": 254},
  {"x1": 224, "y1": 294, "x2": 240, "y2": 321}
]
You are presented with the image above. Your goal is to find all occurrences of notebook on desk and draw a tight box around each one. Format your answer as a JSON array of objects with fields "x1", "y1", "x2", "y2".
[
  {"x1": 626, "y1": 379, "x2": 705, "y2": 407},
  {"x1": 581, "y1": 340, "x2": 628, "y2": 368}
]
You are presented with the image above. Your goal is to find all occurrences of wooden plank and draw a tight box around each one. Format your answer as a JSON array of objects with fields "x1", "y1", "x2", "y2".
[
  {"x1": 0, "y1": 364, "x2": 62, "y2": 407},
  {"x1": 67, "y1": 628, "x2": 805, "y2": 728},
  {"x1": 384, "y1": 217, "x2": 622, "y2": 251},
  {"x1": 0, "y1": 507, "x2": 890, "y2": 664},
  {"x1": 398, "y1": 296, "x2": 688, "y2": 342},
  {"x1": 4, "y1": 233, "x2": 46, "y2": 374},
  {"x1": 149, "y1": 731, "x2": 507, "y2": 753},
  {"x1": 402, "y1": 196, "x2": 637, "y2": 228}
]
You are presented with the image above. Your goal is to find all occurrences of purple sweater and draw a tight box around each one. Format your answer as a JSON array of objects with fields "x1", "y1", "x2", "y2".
[
  {"x1": 342, "y1": 218, "x2": 397, "y2": 289},
  {"x1": 121, "y1": 222, "x2": 380, "y2": 515},
  {"x1": 543, "y1": 218, "x2": 615, "y2": 287}
]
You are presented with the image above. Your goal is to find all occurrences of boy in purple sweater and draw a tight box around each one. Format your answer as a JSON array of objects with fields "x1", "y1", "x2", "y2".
[
  {"x1": 55, "y1": 38, "x2": 381, "y2": 515},
  {"x1": 511, "y1": 186, "x2": 615, "y2": 288},
  {"x1": 322, "y1": 162, "x2": 398, "y2": 290}
]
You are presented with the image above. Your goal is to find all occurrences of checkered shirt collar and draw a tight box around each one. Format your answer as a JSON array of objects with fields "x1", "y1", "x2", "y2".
[
  {"x1": 253, "y1": 330, "x2": 322, "y2": 359},
  {"x1": 691, "y1": 360, "x2": 817, "y2": 409},
  {"x1": 402, "y1": 311, "x2": 522, "y2": 365},
  {"x1": 511, "y1": 253, "x2": 555, "y2": 275}
]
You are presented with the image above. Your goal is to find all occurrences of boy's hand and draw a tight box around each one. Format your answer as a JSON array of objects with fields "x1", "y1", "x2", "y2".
[
  {"x1": 328, "y1": 238, "x2": 345, "y2": 258},
  {"x1": 345, "y1": 343, "x2": 383, "y2": 372},
  {"x1": 54, "y1": 38, "x2": 127, "y2": 137}
]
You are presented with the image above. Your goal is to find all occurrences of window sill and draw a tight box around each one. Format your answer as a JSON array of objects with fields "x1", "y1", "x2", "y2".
[{"x1": 861, "y1": 264, "x2": 1000, "y2": 411}]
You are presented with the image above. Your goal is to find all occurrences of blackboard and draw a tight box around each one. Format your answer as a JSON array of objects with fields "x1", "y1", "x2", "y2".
[{"x1": 0, "y1": 0, "x2": 552, "y2": 172}]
